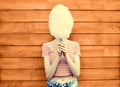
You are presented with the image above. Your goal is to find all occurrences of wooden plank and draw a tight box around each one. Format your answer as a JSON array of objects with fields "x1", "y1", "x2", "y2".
[
  {"x1": 0, "y1": 80, "x2": 120, "y2": 87},
  {"x1": 0, "y1": 23, "x2": 120, "y2": 33},
  {"x1": 0, "y1": 34, "x2": 53, "y2": 45},
  {"x1": 0, "y1": 34, "x2": 119, "y2": 45},
  {"x1": 0, "y1": 11, "x2": 120, "y2": 22},
  {"x1": 0, "y1": 58, "x2": 2, "y2": 80},
  {"x1": 1, "y1": 57, "x2": 120, "y2": 69},
  {"x1": 0, "y1": 69, "x2": 119, "y2": 81},
  {"x1": 0, "y1": 80, "x2": 46, "y2": 87},
  {"x1": 0, "y1": 46, "x2": 119, "y2": 57},
  {"x1": 0, "y1": 0, "x2": 119, "y2": 10},
  {"x1": 1, "y1": 69, "x2": 119, "y2": 80},
  {"x1": 77, "y1": 80, "x2": 120, "y2": 87},
  {"x1": 70, "y1": 34, "x2": 120, "y2": 45}
]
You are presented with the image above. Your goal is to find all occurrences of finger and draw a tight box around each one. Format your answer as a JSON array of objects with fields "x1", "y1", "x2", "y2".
[
  {"x1": 59, "y1": 47, "x2": 63, "y2": 51},
  {"x1": 58, "y1": 47, "x2": 63, "y2": 51},
  {"x1": 57, "y1": 46, "x2": 61, "y2": 52},
  {"x1": 59, "y1": 44, "x2": 66, "y2": 48},
  {"x1": 58, "y1": 44, "x2": 64, "y2": 48},
  {"x1": 59, "y1": 47, "x2": 66, "y2": 52},
  {"x1": 59, "y1": 46, "x2": 65, "y2": 51},
  {"x1": 59, "y1": 43, "x2": 65, "y2": 46},
  {"x1": 58, "y1": 45, "x2": 65, "y2": 50},
  {"x1": 58, "y1": 45, "x2": 64, "y2": 48}
]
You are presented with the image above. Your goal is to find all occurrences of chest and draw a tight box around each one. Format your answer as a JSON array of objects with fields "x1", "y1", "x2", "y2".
[{"x1": 48, "y1": 43, "x2": 75, "y2": 64}]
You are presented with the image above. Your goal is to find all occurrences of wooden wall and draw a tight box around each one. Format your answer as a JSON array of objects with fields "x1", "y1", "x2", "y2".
[{"x1": 0, "y1": 0, "x2": 120, "y2": 87}]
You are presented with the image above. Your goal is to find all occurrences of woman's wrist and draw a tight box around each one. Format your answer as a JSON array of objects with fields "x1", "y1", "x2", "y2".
[{"x1": 65, "y1": 52, "x2": 70, "y2": 58}]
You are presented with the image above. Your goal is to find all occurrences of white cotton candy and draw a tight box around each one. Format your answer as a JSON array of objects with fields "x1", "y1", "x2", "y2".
[{"x1": 49, "y1": 4, "x2": 74, "y2": 39}]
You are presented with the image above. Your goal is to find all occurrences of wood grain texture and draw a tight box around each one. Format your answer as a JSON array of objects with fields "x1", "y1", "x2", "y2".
[
  {"x1": 1, "y1": 80, "x2": 120, "y2": 87},
  {"x1": 0, "y1": 0, "x2": 120, "y2": 87},
  {"x1": 0, "y1": 11, "x2": 120, "y2": 22},
  {"x1": 0, "y1": 46, "x2": 119, "y2": 57},
  {"x1": 1, "y1": 57, "x2": 120, "y2": 69},
  {"x1": 1, "y1": 69, "x2": 119, "y2": 80},
  {"x1": 0, "y1": 0, "x2": 119, "y2": 10},
  {"x1": 0, "y1": 23, "x2": 120, "y2": 33},
  {"x1": 0, "y1": 34, "x2": 119, "y2": 45}
]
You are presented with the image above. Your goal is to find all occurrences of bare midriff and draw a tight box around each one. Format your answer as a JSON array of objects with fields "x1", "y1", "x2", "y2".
[{"x1": 52, "y1": 75, "x2": 74, "y2": 83}]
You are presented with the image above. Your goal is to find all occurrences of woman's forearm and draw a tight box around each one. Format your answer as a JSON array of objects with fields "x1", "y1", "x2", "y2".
[
  {"x1": 46, "y1": 55, "x2": 60, "y2": 79},
  {"x1": 65, "y1": 53, "x2": 80, "y2": 77}
]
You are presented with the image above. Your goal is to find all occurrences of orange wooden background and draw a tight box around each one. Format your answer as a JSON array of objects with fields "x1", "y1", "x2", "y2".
[{"x1": 0, "y1": 0, "x2": 120, "y2": 87}]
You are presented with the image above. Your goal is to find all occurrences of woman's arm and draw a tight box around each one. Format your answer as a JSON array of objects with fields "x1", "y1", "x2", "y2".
[
  {"x1": 59, "y1": 42, "x2": 81, "y2": 77},
  {"x1": 65, "y1": 54, "x2": 80, "y2": 77},
  {"x1": 44, "y1": 55, "x2": 60, "y2": 79}
]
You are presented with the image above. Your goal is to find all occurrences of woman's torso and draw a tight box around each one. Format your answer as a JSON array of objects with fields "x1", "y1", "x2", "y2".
[{"x1": 47, "y1": 40, "x2": 78, "y2": 83}]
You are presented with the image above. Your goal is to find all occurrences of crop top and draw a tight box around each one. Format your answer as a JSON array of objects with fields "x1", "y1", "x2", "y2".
[{"x1": 42, "y1": 40, "x2": 81, "y2": 77}]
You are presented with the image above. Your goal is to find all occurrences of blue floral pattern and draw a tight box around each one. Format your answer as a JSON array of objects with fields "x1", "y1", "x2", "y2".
[{"x1": 47, "y1": 77, "x2": 78, "y2": 87}]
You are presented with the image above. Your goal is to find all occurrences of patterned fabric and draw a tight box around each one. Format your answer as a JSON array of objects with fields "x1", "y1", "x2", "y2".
[
  {"x1": 42, "y1": 40, "x2": 81, "y2": 77},
  {"x1": 47, "y1": 77, "x2": 78, "y2": 87}
]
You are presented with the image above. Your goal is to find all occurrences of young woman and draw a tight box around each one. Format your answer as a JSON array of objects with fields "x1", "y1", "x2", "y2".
[{"x1": 42, "y1": 4, "x2": 81, "y2": 87}]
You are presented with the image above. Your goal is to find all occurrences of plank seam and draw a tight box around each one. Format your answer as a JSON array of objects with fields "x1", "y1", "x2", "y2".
[
  {"x1": 0, "y1": 33, "x2": 120, "y2": 34},
  {"x1": 1, "y1": 68, "x2": 119, "y2": 70},
  {"x1": 0, "y1": 56, "x2": 120, "y2": 58},
  {"x1": 0, "y1": 9, "x2": 120, "y2": 11},
  {"x1": 0, "y1": 21, "x2": 120, "y2": 23},
  {"x1": 0, "y1": 79, "x2": 119, "y2": 81}
]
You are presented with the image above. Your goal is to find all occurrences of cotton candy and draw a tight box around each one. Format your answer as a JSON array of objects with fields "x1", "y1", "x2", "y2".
[{"x1": 49, "y1": 4, "x2": 74, "y2": 39}]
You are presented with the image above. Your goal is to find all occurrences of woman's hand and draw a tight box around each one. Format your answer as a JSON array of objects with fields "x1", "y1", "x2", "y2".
[{"x1": 57, "y1": 42, "x2": 67, "y2": 56}]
